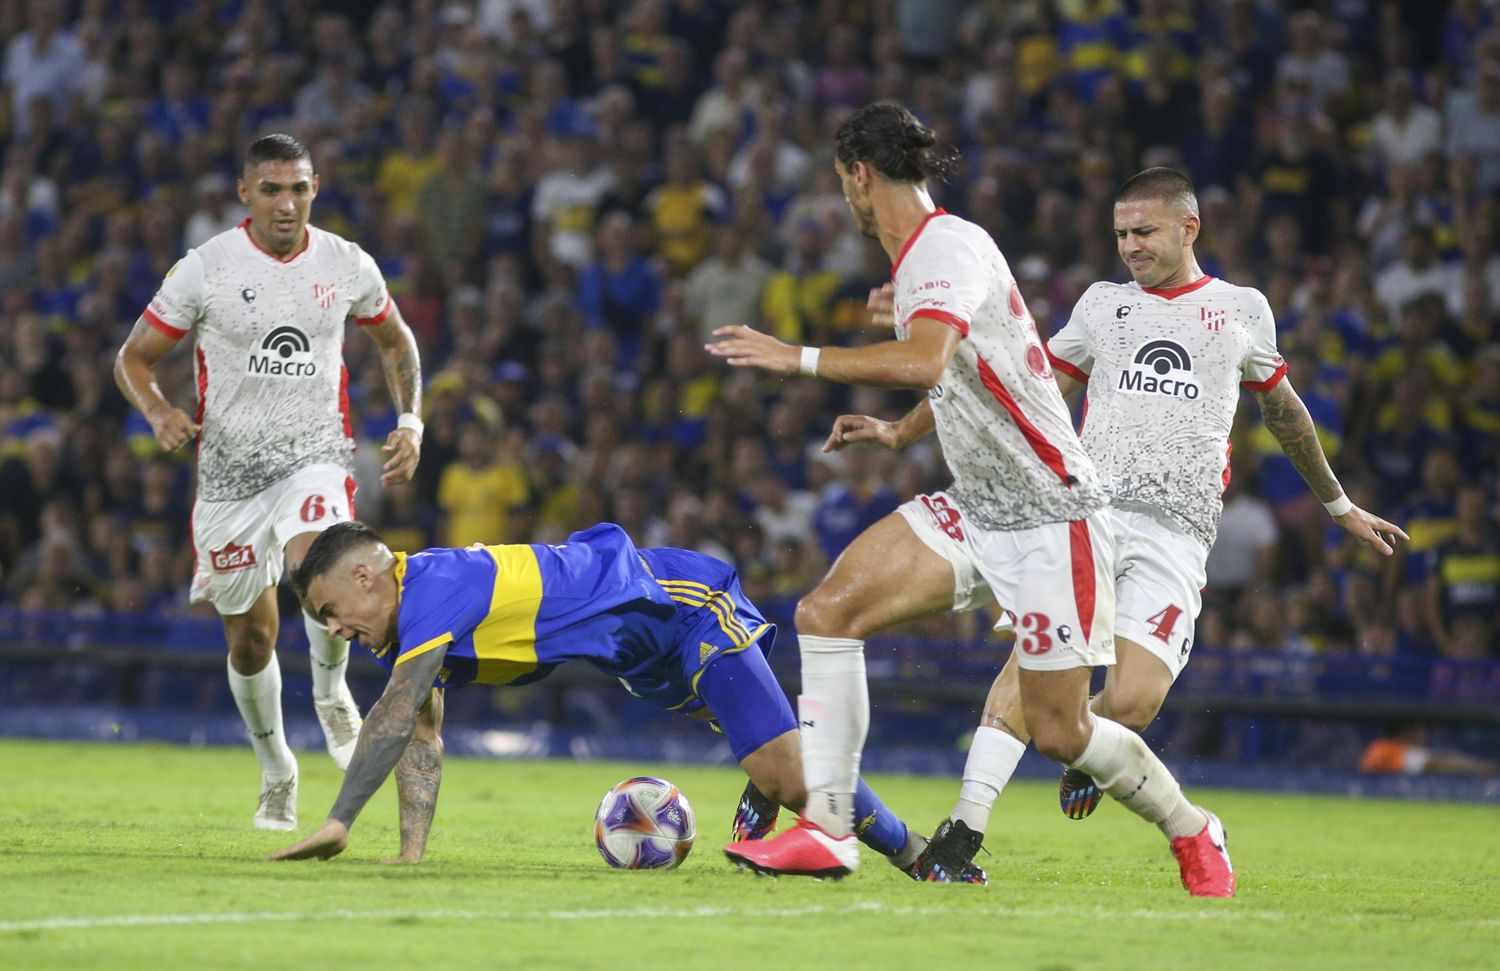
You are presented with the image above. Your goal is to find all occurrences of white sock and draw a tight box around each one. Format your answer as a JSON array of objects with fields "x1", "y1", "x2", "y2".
[
  {"x1": 891, "y1": 831, "x2": 926, "y2": 869},
  {"x1": 304, "y1": 613, "x2": 350, "y2": 704},
  {"x1": 797, "y1": 634, "x2": 867, "y2": 838},
  {"x1": 1069, "y1": 715, "x2": 1206, "y2": 840},
  {"x1": 952, "y1": 726, "x2": 1026, "y2": 835},
  {"x1": 227, "y1": 653, "x2": 297, "y2": 781}
]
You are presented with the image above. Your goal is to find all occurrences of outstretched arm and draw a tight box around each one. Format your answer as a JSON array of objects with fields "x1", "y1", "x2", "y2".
[
  {"x1": 363, "y1": 307, "x2": 423, "y2": 485},
  {"x1": 390, "y1": 688, "x2": 445, "y2": 864},
  {"x1": 1256, "y1": 380, "x2": 1408, "y2": 555},
  {"x1": 269, "y1": 643, "x2": 448, "y2": 861},
  {"x1": 705, "y1": 318, "x2": 962, "y2": 390}
]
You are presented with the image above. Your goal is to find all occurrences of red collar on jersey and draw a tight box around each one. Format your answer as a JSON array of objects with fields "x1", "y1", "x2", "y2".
[
  {"x1": 240, "y1": 218, "x2": 310, "y2": 263},
  {"x1": 890, "y1": 208, "x2": 948, "y2": 278},
  {"x1": 1142, "y1": 275, "x2": 1214, "y2": 300}
]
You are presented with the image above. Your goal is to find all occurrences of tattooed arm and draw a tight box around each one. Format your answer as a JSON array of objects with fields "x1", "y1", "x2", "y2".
[
  {"x1": 269, "y1": 642, "x2": 448, "y2": 861},
  {"x1": 362, "y1": 305, "x2": 424, "y2": 485},
  {"x1": 1256, "y1": 379, "x2": 1408, "y2": 556},
  {"x1": 390, "y1": 688, "x2": 445, "y2": 864}
]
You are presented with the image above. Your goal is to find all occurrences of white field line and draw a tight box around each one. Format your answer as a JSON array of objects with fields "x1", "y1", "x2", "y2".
[{"x1": 1, "y1": 901, "x2": 1494, "y2": 934}]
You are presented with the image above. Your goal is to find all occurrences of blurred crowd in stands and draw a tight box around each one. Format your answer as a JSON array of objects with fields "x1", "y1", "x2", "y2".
[{"x1": 0, "y1": 0, "x2": 1497, "y2": 663}]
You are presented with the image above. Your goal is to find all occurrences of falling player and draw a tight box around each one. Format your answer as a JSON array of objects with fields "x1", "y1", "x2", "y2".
[
  {"x1": 707, "y1": 103, "x2": 1234, "y2": 895},
  {"x1": 114, "y1": 134, "x2": 424, "y2": 831},
  {"x1": 267, "y1": 521, "x2": 936, "y2": 876},
  {"x1": 895, "y1": 167, "x2": 1408, "y2": 881}
]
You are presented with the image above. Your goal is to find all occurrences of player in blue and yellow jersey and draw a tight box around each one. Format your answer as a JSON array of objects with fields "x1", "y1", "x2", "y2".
[{"x1": 268, "y1": 521, "x2": 979, "y2": 881}]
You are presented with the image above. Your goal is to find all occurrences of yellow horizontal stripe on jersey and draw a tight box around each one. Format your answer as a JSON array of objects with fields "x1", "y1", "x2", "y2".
[
  {"x1": 470, "y1": 544, "x2": 543, "y2": 685},
  {"x1": 657, "y1": 579, "x2": 752, "y2": 642},
  {"x1": 397, "y1": 632, "x2": 453, "y2": 666},
  {"x1": 662, "y1": 588, "x2": 752, "y2": 646}
]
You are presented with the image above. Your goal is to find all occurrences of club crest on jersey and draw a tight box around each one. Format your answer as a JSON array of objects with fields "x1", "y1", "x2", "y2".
[
  {"x1": 1119, "y1": 340, "x2": 1199, "y2": 399},
  {"x1": 210, "y1": 542, "x2": 257, "y2": 572},
  {"x1": 241, "y1": 287, "x2": 255, "y2": 303},
  {"x1": 1201, "y1": 307, "x2": 1226, "y2": 331},
  {"x1": 313, "y1": 282, "x2": 337, "y2": 309},
  {"x1": 249, "y1": 326, "x2": 318, "y2": 377}
]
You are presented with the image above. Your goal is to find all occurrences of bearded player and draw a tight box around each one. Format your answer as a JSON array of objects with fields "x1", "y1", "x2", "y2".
[{"x1": 114, "y1": 134, "x2": 424, "y2": 831}]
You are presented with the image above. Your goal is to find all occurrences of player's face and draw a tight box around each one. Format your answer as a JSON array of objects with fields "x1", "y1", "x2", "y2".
[
  {"x1": 306, "y1": 568, "x2": 395, "y2": 650},
  {"x1": 1113, "y1": 198, "x2": 1195, "y2": 288},
  {"x1": 836, "y1": 159, "x2": 878, "y2": 239},
  {"x1": 237, "y1": 159, "x2": 318, "y2": 256}
]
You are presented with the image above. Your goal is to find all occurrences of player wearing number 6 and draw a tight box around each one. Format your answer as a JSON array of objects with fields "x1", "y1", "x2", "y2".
[
  {"x1": 114, "y1": 134, "x2": 424, "y2": 832},
  {"x1": 707, "y1": 103, "x2": 1232, "y2": 894}
]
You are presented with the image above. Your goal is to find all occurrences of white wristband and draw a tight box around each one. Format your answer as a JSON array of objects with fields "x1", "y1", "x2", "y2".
[
  {"x1": 396, "y1": 412, "x2": 424, "y2": 443},
  {"x1": 1323, "y1": 493, "x2": 1352, "y2": 517},
  {"x1": 799, "y1": 346, "x2": 821, "y2": 376}
]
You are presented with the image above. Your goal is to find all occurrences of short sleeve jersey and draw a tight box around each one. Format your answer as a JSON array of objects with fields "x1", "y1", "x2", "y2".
[
  {"x1": 379, "y1": 523, "x2": 681, "y2": 690},
  {"x1": 1047, "y1": 275, "x2": 1287, "y2": 548},
  {"x1": 143, "y1": 220, "x2": 393, "y2": 501},
  {"x1": 891, "y1": 210, "x2": 1106, "y2": 529}
]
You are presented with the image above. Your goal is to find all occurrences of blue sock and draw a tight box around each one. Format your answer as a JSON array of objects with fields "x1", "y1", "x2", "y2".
[{"x1": 852, "y1": 777, "x2": 909, "y2": 858}]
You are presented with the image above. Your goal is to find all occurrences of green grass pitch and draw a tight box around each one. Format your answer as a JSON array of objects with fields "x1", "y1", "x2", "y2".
[{"x1": 1, "y1": 738, "x2": 1495, "y2": 970}]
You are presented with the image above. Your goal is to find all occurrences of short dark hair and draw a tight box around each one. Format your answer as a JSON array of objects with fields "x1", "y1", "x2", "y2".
[
  {"x1": 244, "y1": 133, "x2": 312, "y2": 172},
  {"x1": 834, "y1": 101, "x2": 958, "y2": 184},
  {"x1": 290, "y1": 521, "x2": 385, "y2": 601},
  {"x1": 1116, "y1": 166, "x2": 1199, "y2": 217}
]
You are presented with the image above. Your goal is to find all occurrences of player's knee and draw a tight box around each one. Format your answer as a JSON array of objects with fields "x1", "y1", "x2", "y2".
[
  {"x1": 1108, "y1": 691, "x2": 1164, "y2": 734},
  {"x1": 226, "y1": 627, "x2": 276, "y2": 670},
  {"x1": 1029, "y1": 714, "x2": 1090, "y2": 764},
  {"x1": 794, "y1": 589, "x2": 865, "y2": 639}
]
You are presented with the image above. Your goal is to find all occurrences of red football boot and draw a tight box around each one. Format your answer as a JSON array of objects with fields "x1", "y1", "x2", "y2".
[
  {"x1": 1170, "y1": 809, "x2": 1236, "y2": 898},
  {"x1": 723, "y1": 817, "x2": 860, "y2": 878}
]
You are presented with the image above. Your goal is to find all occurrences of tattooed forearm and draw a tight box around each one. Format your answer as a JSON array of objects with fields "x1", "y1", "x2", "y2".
[
  {"x1": 328, "y1": 650, "x2": 444, "y2": 828},
  {"x1": 381, "y1": 341, "x2": 422, "y2": 417},
  {"x1": 1258, "y1": 382, "x2": 1342, "y2": 502},
  {"x1": 395, "y1": 734, "x2": 443, "y2": 861}
]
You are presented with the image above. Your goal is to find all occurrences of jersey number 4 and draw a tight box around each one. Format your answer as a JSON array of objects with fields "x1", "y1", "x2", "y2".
[{"x1": 1146, "y1": 604, "x2": 1183, "y2": 643}]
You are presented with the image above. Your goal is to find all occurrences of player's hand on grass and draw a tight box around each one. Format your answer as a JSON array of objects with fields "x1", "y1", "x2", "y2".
[
  {"x1": 823, "y1": 414, "x2": 902, "y2": 452},
  {"x1": 147, "y1": 405, "x2": 201, "y2": 451},
  {"x1": 867, "y1": 283, "x2": 895, "y2": 329},
  {"x1": 381, "y1": 427, "x2": 421, "y2": 486},
  {"x1": 1334, "y1": 505, "x2": 1409, "y2": 556},
  {"x1": 267, "y1": 819, "x2": 349, "y2": 862},
  {"x1": 705, "y1": 326, "x2": 799, "y2": 375}
]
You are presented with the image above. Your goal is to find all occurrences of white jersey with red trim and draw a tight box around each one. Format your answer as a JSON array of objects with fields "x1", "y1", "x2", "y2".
[
  {"x1": 1046, "y1": 275, "x2": 1287, "y2": 548},
  {"x1": 891, "y1": 210, "x2": 1106, "y2": 529},
  {"x1": 143, "y1": 220, "x2": 393, "y2": 502}
]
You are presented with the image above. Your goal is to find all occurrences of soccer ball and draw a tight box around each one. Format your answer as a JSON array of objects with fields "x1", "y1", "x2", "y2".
[{"x1": 593, "y1": 776, "x2": 696, "y2": 870}]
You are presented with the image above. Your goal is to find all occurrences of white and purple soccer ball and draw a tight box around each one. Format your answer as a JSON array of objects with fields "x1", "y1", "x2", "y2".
[{"x1": 593, "y1": 776, "x2": 696, "y2": 870}]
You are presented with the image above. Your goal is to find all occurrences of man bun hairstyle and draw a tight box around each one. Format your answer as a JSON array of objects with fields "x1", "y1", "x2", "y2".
[
  {"x1": 835, "y1": 101, "x2": 959, "y2": 184},
  {"x1": 290, "y1": 521, "x2": 385, "y2": 601},
  {"x1": 1116, "y1": 166, "x2": 1200, "y2": 217},
  {"x1": 245, "y1": 132, "x2": 312, "y2": 171}
]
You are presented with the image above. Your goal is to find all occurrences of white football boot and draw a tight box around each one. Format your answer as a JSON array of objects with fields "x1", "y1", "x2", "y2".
[
  {"x1": 254, "y1": 773, "x2": 298, "y2": 831},
  {"x1": 315, "y1": 683, "x2": 362, "y2": 771}
]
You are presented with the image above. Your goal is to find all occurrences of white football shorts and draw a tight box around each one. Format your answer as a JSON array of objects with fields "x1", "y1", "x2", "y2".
[
  {"x1": 1107, "y1": 502, "x2": 1207, "y2": 681},
  {"x1": 190, "y1": 462, "x2": 357, "y2": 615},
  {"x1": 896, "y1": 491, "x2": 1117, "y2": 671}
]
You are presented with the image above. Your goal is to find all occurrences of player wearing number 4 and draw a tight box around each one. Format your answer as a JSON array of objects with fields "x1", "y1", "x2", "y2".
[
  {"x1": 708, "y1": 103, "x2": 1232, "y2": 895},
  {"x1": 901, "y1": 168, "x2": 1409, "y2": 885},
  {"x1": 267, "y1": 521, "x2": 938, "y2": 875},
  {"x1": 114, "y1": 134, "x2": 425, "y2": 832}
]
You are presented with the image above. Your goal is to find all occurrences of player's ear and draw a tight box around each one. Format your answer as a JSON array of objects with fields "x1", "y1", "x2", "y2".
[
  {"x1": 235, "y1": 178, "x2": 248, "y2": 206},
  {"x1": 1182, "y1": 213, "x2": 1201, "y2": 247},
  {"x1": 310, "y1": 172, "x2": 320, "y2": 197}
]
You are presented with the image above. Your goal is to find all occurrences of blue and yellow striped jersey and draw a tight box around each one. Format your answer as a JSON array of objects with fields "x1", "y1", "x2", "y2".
[{"x1": 364, "y1": 523, "x2": 774, "y2": 714}]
